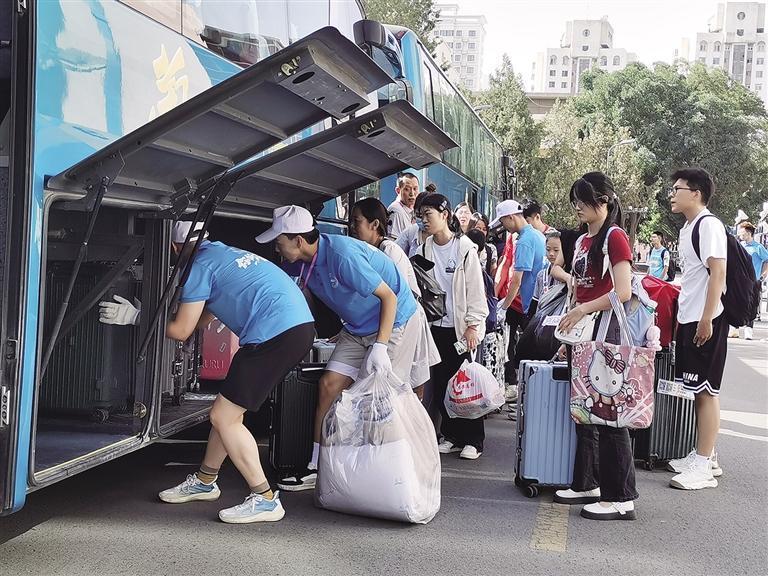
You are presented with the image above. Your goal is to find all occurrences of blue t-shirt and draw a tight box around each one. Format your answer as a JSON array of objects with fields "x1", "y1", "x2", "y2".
[
  {"x1": 513, "y1": 224, "x2": 547, "y2": 313},
  {"x1": 648, "y1": 246, "x2": 669, "y2": 279},
  {"x1": 306, "y1": 234, "x2": 417, "y2": 336},
  {"x1": 743, "y1": 240, "x2": 768, "y2": 280},
  {"x1": 180, "y1": 241, "x2": 313, "y2": 345}
]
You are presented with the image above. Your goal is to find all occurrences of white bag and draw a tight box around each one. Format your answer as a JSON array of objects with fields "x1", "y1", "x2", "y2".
[
  {"x1": 444, "y1": 351, "x2": 505, "y2": 419},
  {"x1": 316, "y1": 371, "x2": 441, "y2": 524}
]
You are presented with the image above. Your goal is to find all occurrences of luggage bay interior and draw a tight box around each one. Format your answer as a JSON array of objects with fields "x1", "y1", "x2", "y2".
[{"x1": 33, "y1": 203, "x2": 280, "y2": 475}]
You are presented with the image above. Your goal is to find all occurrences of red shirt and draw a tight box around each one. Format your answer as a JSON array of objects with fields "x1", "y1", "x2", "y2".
[
  {"x1": 572, "y1": 228, "x2": 632, "y2": 303},
  {"x1": 496, "y1": 234, "x2": 523, "y2": 311}
]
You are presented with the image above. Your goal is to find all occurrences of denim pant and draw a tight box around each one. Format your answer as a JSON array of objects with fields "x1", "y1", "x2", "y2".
[
  {"x1": 568, "y1": 311, "x2": 639, "y2": 503},
  {"x1": 430, "y1": 326, "x2": 485, "y2": 451}
]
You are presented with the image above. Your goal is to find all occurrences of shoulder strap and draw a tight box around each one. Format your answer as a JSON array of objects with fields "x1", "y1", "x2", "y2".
[{"x1": 691, "y1": 214, "x2": 716, "y2": 263}]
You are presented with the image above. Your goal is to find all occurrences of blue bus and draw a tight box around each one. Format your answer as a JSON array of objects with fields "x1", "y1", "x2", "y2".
[
  {"x1": 354, "y1": 22, "x2": 508, "y2": 215},
  {"x1": 0, "y1": 1, "x2": 503, "y2": 515}
]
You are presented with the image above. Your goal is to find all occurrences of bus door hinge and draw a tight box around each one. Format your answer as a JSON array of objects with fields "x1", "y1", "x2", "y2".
[{"x1": 0, "y1": 386, "x2": 10, "y2": 427}]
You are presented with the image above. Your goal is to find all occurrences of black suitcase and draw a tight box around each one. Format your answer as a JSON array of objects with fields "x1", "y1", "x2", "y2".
[
  {"x1": 268, "y1": 363, "x2": 324, "y2": 474},
  {"x1": 40, "y1": 264, "x2": 141, "y2": 422},
  {"x1": 633, "y1": 347, "x2": 697, "y2": 470}
]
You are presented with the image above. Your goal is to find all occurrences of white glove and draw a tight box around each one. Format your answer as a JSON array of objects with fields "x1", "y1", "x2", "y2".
[
  {"x1": 99, "y1": 295, "x2": 141, "y2": 326},
  {"x1": 365, "y1": 342, "x2": 392, "y2": 375}
]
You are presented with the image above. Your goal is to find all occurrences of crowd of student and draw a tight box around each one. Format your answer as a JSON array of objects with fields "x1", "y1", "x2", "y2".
[{"x1": 95, "y1": 166, "x2": 758, "y2": 524}]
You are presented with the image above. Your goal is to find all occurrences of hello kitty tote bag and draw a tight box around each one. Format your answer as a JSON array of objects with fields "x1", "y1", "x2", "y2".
[{"x1": 569, "y1": 292, "x2": 655, "y2": 429}]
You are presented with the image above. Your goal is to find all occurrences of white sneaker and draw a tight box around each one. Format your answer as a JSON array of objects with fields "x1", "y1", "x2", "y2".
[
  {"x1": 581, "y1": 500, "x2": 636, "y2": 521},
  {"x1": 667, "y1": 450, "x2": 722, "y2": 477},
  {"x1": 159, "y1": 474, "x2": 220, "y2": 503},
  {"x1": 438, "y1": 440, "x2": 461, "y2": 454},
  {"x1": 459, "y1": 445, "x2": 482, "y2": 459},
  {"x1": 739, "y1": 326, "x2": 754, "y2": 340},
  {"x1": 670, "y1": 466, "x2": 718, "y2": 490},
  {"x1": 277, "y1": 468, "x2": 317, "y2": 492},
  {"x1": 553, "y1": 487, "x2": 601, "y2": 505},
  {"x1": 218, "y1": 491, "x2": 285, "y2": 524}
]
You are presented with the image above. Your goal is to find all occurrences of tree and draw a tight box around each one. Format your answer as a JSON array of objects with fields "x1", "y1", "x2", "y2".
[
  {"x1": 473, "y1": 55, "x2": 542, "y2": 198},
  {"x1": 572, "y1": 62, "x2": 768, "y2": 230},
  {"x1": 363, "y1": 0, "x2": 441, "y2": 53}
]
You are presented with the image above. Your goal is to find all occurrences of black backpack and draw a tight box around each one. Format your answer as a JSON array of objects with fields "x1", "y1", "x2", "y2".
[
  {"x1": 409, "y1": 253, "x2": 447, "y2": 322},
  {"x1": 661, "y1": 248, "x2": 676, "y2": 282},
  {"x1": 692, "y1": 215, "x2": 761, "y2": 327}
]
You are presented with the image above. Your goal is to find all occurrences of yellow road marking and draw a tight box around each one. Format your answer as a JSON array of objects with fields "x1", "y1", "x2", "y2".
[{"x1": 530, "y1": 501, "x2": 570, "y2": 552}]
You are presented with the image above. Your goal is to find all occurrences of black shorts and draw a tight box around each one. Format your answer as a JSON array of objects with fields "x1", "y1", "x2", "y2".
[
  {"x1": 219, "y1": 322, "x2": 314, "y2": 411},
  {"x1": 674, "y1": 314, "x2": 729, "y2": 396}
]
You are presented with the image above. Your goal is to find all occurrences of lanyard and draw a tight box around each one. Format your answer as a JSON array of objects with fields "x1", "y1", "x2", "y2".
[{"x1": 297, "y1": 250, "x2": 318, "y2": 290}]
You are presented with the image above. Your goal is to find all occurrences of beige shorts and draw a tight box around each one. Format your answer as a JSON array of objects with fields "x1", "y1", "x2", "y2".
[{"x1": 326, "y1": 309, "x2": 439, "y2": 388}]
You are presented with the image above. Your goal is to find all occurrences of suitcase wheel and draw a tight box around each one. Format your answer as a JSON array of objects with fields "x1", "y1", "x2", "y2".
[
  {"x1": 524, "y1": 484, "x2": 539, "y2": 498},
  {"x1": 644, "y1": 456, "x2": 657, "y2": 471},
  {"x1": 92, "y1": 408, "x2": 110, "y2": 424}
]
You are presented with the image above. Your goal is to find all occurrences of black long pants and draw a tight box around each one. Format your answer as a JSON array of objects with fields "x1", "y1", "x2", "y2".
[
  {"x1": 430, "y1": 326, "x2": 485, "y2": 451},
  {"x1": 567, "y1": 313, "x2": 638, "y2": 503},
  {"x1": 504, "y1": 308, "x2": 528, "y2": 385}
]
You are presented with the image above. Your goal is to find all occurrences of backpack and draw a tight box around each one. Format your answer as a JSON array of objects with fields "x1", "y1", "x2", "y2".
[
  {"x1": 484, "y1": 245, "x2": 493, "y2": 275},
  {"x1": 410, "y1": 252, "x2": 447, "y2": 322},
  {"x1": 661, "y1": 248, "x2": 676, "y2": 282},
  {"x1": 598, "y1": 227, "x2": 657, "y2": 346},
  {"x1": 481, "y1": 268, "x2": 499, "y2": 333},
  {"x1": 692, "y1": 215, "x2": 760, "y2": 327}
]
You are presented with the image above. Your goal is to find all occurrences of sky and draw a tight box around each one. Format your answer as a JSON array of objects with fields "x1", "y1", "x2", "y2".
[{"x1": 447, "y1": 0, "x2": 732, "y2": 87}]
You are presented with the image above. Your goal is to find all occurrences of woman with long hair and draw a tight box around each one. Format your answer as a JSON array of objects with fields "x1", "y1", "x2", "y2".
[
  {"x1": 469, "y1": 212, "x2": 498, "y2": 278},
  {"x1": 350, "y1": 197, "x2": 440, "y2": 400},
  {"x1": 554, "y1": 171, "x2": 639, "y2": 521},
  {"x1": 454, "y1": 201, "x2": 474, "y2": 234},
  {"x1": 419, "y1": 194, "x2": 489, "y2": 459}
]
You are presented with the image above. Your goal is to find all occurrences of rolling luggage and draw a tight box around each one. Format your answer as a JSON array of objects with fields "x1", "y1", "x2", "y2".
[
  {"x1": 268, "y1": 363, "x2": 324, "y2": 474},
  {"x1": 632, "y1": 348, "x2": 697, "y2": 470},
  {"x1": 200, "y1": 321, "x2": 239, "y2": 380},
  {"x1": 514, "y1": 360, "x2": 577, "y2": 498},
  {"x1": 39, "y1": 264, "x2": 140, "y2": 422}
]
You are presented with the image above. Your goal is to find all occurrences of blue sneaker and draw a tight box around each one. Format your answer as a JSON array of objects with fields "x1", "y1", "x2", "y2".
[
  {"x1": 159, "y1": 474, "x2": 220, "y2": 503},
  {"x1": 218, "y1": 491, "x2": 286, "y2": 524}
]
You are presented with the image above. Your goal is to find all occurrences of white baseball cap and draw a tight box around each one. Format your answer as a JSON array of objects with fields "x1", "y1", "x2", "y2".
[
  {"x1": 490, "y1": 200, "x2": 524, "y2": 228},
  {"x1": 255, "y1": 205, "x2": 315, "y2": 243},
  {"x1": 172, "y1": 220, "x2": 207, "y2": 244}
]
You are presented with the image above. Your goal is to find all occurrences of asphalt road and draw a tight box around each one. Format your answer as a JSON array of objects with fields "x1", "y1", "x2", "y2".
[{"x1": 1, "y1": 325, "x2": 766, "y2": 576}]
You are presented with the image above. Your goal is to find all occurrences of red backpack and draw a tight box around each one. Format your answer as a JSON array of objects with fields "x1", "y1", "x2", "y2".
[{"x1": 641, "y1": 275, "x2": 680, "y2": 348}]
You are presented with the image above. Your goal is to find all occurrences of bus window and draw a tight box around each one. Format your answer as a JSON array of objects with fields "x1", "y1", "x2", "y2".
[
  {"x1": 288, "y1": 0, "x2": 330, "y2": 44},
  {"x1": 181, "y1": 0, "x2": 289, "y2": 67},
  {"x1": 330, "y1": 0, "x2": 363, "y2": 41},
  {"x1": 119, "y1": 0, "x2": 182, "y2": 33},
  {"x1": 421, "y1": 60, "x2": 435, "y2": 121}
]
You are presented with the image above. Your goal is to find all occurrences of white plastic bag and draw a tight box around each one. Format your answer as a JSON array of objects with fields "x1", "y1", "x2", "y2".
[
  {"x1": 444, "y1": 352, "x2": 505, "y2": 419},
  {"x1": 316, "y1": 370, "x2": 441, "y2": 524}
]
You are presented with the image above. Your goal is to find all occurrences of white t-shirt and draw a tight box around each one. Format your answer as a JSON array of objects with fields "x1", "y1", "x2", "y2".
[
  {"x1": 430, "y1": 238, "x2": 459, "y2": 328},
  {"x1": 678, "y1": 209, "x2": 727, "y2": 324},
  {"x1": 387, "y1": 199, "x2": 415, "y2": 240},
  {"x1": 380, "y1": 239, "x2": 421, "y2": 298},
  {"x1": 396, "y1": 223, "x2": 424, "y2": 257}
]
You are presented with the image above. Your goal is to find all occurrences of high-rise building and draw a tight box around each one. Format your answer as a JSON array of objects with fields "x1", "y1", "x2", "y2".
[
  {"x1": 693, "y1": 2, "x2": 767, "y2": 103},
  {"x1": 530, "y1": 17, "x2": 638, "y2": 94},
  {"x1": 432, "y1": 4, "x2": 487, "y2": 91}
]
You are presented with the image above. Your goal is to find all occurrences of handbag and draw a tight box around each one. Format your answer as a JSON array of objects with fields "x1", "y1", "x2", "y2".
[
  {"x1": 569, "y1": 292, "x2": 655, "y2": 429},
  {"x1": 554, "y1": 277, "x2": 597, "y2": 345},
  {"x1": 410, "y1": 252, "x2": 447, "y2": 323}
]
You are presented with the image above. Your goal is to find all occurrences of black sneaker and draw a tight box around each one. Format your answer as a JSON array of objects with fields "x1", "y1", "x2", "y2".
[{"x1": 277, "y1": 468, "x2": 317, "y2": 492}]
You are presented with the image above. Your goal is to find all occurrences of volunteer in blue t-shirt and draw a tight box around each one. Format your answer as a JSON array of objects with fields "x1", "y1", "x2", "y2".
[
  {"x1": 491, "y1": 200, "x2": 546, "y2": 388},
  {"x1": 738, "y1": 221, "x2": 768, "y2": 340},
  {"x1": 99, "y1": 221, "x2": 314, "y2": 524},
  {"x1": 256, "y1": 205, "x2": 420, "y2": 492},
  {"x1": 648, "y1": 231, "x2": 671, "y2": 280}
]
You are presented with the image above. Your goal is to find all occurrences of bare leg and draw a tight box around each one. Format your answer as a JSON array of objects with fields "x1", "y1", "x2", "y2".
[
  {"x1": 201, "y1": 424, "x2": 228, "y2": 471},
  {"x1": 209, "y1": 395, "x2": 265, "y2": 489},
  {"x1": 695, "y1": 393, "x2": 720, "y2": 457},
  {"x1": 313, "y1": 371, "x2": 354, "y2": 442}
]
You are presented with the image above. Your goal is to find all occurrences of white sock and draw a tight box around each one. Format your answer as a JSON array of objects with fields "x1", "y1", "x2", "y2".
[
  {"x1": 694, "y1": 453, "x2": 711, "y2": 470},
  {"x1": 309, "y1": 442, "x2": 320, "y2": 469}
]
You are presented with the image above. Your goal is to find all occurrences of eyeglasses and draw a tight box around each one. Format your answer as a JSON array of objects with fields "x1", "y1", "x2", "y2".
[
  {"x1": 570, "y1": 200, "x2": 586, "y2": 209},
  {"x1": 668, "y1": 186, "x2": 697, "y2": 196}
]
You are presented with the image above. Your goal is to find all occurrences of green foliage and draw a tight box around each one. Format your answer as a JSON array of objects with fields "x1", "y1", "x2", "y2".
[
  {"x1": 474, "y1": 55, "x2": 542, "y2": 198},
  {"x1": 363, "y1": 0, "x2": 441, "y2": 53}
]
